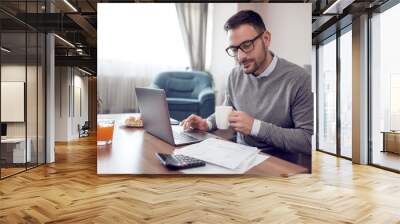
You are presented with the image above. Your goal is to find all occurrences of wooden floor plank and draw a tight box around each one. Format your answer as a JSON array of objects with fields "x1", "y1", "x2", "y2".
[{"x1": 0, "y1": 136, "x2": 400, "y2": 223}]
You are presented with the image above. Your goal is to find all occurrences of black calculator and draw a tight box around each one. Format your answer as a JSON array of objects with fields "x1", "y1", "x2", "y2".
[{"x1": 155, "y1": 153, "x2": 206, "y2": 170}]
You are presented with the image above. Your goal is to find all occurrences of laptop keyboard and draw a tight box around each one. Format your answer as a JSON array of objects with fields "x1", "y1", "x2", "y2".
[{"x1": 173, "y1": 131, "x2": 199, "y2": 142}]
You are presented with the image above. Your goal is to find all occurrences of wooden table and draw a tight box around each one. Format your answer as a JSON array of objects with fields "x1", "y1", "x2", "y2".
[
  {"x1": 97, "y1": 114, "x2": 308, "y2": 176},
  {"x1": 1, "y1": 138, "x2": 32, "y2": 164},
  {"x1": 381, "y1": 131, "x2": 400, "y2": 154}
]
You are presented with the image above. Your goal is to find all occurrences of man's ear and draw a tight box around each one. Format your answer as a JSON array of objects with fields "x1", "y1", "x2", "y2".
[{"x1": 262, "y1": 31, "x2": 271, "y2": 47}]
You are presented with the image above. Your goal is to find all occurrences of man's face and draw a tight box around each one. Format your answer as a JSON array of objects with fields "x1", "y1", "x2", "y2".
[{"x1": 227, "y1": 24, "x2": 270, "y2": 74}]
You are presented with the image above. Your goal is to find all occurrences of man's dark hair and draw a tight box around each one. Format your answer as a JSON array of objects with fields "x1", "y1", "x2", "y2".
[{"x1": 224, "y1": 10, "x2": 266, "y2": 33}]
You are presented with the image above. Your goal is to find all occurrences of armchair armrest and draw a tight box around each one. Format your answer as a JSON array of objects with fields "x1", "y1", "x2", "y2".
[
  {"x1": 198, "y1": 88, "x2": 215, "y2": 103},
  {"x1": 198, "y1": 87, "x2": 215, "y2": 118}
]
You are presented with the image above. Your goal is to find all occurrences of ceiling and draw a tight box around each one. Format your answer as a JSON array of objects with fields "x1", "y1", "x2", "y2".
[{"x1": 0, "y1": 0, "x2": 393, "y2": 75}]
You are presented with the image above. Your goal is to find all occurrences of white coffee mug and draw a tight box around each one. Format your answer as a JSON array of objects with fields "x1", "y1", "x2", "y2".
[{"x1": 215, "y1": 106, "x2": 233, "y2": 129}]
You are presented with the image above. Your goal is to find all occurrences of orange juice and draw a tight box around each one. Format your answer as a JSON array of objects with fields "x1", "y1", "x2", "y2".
[{"x1": 97, "y1": 120, "x2": 115, "y2": 145}]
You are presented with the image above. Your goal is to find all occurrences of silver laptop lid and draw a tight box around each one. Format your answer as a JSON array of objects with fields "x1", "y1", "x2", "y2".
[{"x1": 135, "y1": 87, "x2": 175, "y2": 145}]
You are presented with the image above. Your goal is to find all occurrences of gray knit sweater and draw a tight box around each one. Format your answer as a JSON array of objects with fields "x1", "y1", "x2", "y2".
[{"x1": 207, "y1": 57, "x2": 313, "y2": 155}]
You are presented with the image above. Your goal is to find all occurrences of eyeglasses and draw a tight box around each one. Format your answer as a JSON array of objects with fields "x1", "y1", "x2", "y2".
[{"x1": 225, "y1": 32, "x2": 264, "y2": 57}]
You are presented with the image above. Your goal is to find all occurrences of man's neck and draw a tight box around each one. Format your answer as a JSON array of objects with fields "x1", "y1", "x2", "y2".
[{"x1": 253, "y1": 51, "x2": 273, "y2": 76}]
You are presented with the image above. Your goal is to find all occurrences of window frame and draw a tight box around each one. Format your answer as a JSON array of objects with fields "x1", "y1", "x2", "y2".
[{"x1": 315, "y1": 24, "x2": 353, "y2": 161}]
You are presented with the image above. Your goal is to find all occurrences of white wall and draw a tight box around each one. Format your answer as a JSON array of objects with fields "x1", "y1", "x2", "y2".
[
  {"x1": 55, "y1": 67, "x2": 89, "y2": 141},
  {"x1": 55, "y1": 67, "x2": 69, "y2": 141},
  {"x1": 72, "y1": 74, "x2": 89, "y2": 138},
  {"x1": 238, "y1": 3, "x2": 312, "y2": 68},
  {"x1": 208, "y1": 3, "x2": 312, "y2": 105}
]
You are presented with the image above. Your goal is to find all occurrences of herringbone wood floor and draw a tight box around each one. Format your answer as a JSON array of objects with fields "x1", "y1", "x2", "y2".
[{"x1": 1, "y1": 136, "x2": 400, "y2": 224}]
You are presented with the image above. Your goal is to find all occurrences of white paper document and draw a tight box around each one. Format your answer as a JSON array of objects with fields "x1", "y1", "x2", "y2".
[
  {"x1": 180, "y1": 153, "x2": 269, "y2": 174},
  {"x1": 174, "y1": 138, "x2": 260, "y2": 170}
]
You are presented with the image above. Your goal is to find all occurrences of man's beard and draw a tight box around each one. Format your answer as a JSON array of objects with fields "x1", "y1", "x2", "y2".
[
  {"x1": 241, "y1": 48, "x2": 268, "y2": 75},
  {"x1": 242, "y1": 59, "x2": 257, "y2": 74}
]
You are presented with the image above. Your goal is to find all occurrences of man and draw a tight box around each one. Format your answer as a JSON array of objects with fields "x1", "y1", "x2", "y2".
[{"x1": 181, "y1": 10, "x2": 313, "y2": 169}]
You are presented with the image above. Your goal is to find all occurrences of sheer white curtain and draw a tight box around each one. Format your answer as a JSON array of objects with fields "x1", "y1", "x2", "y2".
[
  {"x1": 176, "y1": 3, "x2": 208, "y2": 71},
  {"x1": 97, "y1": 3, "x2": 190, "y2": 114}
]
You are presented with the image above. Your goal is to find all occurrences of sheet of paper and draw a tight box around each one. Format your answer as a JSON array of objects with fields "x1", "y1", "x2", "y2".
[
  {"x1": 180, "y1": 153, "x2": 269, "y2": 174},
  {"x1": 174, "y1": 138, "x2": 260, "y2": 170}
]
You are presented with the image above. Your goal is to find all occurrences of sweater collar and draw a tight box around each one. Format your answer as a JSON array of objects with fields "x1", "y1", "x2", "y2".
[{"x1": 248, "y1": 52, "x2": 278, "y2": 78}]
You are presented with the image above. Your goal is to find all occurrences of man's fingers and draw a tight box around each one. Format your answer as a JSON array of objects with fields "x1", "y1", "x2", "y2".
[
  {"x1": 187, "y1": 115, "x2": 200, "y2": 124},
  {"x1": 184, "y1": 122, "x2": 190, "y2": 130},
  {"x1": 228, "y1": 116, "x2": 241, "y2": 122},
  {"x1": 229, "y1": 111, "x2": 241, "y2": 116},
  {"x1": 229, "y1": 111, "x2": 243, "y2": 120},
  {"x1": 183, "y1": 118, "x2": 193, "y2": 130},
  {"x1": 186, "y1": 115, "x2": 195, "y2": 122},
  {"x1": 229, "y1": 122, "x2": 243, "y2": 128},
  {"x1": 184, "y1": 123, "x2": 193, "y2": 131},
  {"x1": 182, "y1": 114, "x2": 200, "y2": 131},
  {"x1": 180, "y1": 119, "x2": 186, "y2": 126}
]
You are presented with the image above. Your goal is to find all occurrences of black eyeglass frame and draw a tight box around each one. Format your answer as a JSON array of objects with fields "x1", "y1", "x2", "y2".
[{"x1": 225, "y1": 32, "x2": 264, "y2": 57}]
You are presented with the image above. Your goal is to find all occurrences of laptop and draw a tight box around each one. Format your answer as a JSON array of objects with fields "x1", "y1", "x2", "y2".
[{"x1": 135, "y1": 87, "x2": 209, "y2": 146}]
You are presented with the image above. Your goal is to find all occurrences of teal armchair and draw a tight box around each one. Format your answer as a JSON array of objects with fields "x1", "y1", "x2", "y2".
[{"x1": 150, "y1": 71, "x2": 215, "y2": 121}]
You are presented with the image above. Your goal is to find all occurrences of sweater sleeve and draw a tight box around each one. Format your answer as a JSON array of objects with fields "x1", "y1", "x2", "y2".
[
  {"x1": 256, "y1": 75, "x2": 314, "y2": 155},
  {"x1": 206, "y1": 71, "x2": 234, "y2": 131}
]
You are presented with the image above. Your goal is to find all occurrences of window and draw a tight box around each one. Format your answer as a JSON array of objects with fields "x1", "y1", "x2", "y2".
[
  {"x1": 318, "y1": 37, "x2": 337, "y2": 154},
  {"x1": 0, "y1": 1, "x2": 46, "y2": 179},
  {"x1": 316, "y1": 26, "x2": 353, "y2": 159},
  {"x1": 370, "y1": 3, "x2": 400, "y2": 171},
  {"x1": 98, "y1": 4, "x2": 189, "y2": 69},
  {"x1": 97, "y1": 3, "x2": 190, "y2": 114},
  {"x1": 340, "y1": 29, "x2": 352, "y2": 158}
]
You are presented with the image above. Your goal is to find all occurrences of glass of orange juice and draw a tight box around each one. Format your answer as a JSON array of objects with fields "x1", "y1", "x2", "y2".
[{"x1": 97, "y1": 119, "x2": 115, "y2": 146}]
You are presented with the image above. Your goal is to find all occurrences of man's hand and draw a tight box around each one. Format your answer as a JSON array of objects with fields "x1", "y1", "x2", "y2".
[
  {"x1": 180, "y1": 114, "x2": 209, "y2": 132},
  {"x1": 228, "y1": 111, "x2": 254, "y2": 135}
]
